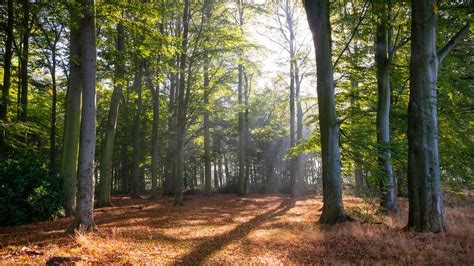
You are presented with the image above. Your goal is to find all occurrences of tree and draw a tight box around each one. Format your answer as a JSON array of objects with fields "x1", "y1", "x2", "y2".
[
  {"x1": 236, "y1": 0, "x2": 247, "y2": 196},
  {"x1": 174, "y1": 0, "x2": 191, "y2": 206},
  {"x1": 130, "y1": 57, "x2": 143, "y2": 199},
  {"x1": 98, "y1": 21, "x2": 125, "y2": 207},
  {"x1": 303, "y1": 0, "x2": 347, "y2": 224},
  {"x1": 203, "y1": 0, "x2": 213, "y2": 196},
  {"x1": 19, "y1": 0, "x2": 31, "y2": 121},
  {"x1": 68, "y1": 0, "x2": 97, "y2": 232},
  {"x1": 407, "y1": 0, "x2": 470, "y2": 233},
  {"x1": 61, "y1": 4, "x2": 82, "y2": 217},
  {"x1": 374, "y1": 0, "x2": 397, "y2": 213},
  {"x1": 0, "y1": 0, "x2": 14, "y2": 155},
  {"x1": 147, "y1": 59, "x2": 160, "y2": 199}
]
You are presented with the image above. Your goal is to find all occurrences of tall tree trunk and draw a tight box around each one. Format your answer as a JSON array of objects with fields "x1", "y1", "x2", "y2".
[
  {"x1": 61, "y1": 7, "x2": 82, "y2": 217},
  {"x1": 98, "y1": 22, "x2": 125, "y2": 207},
  {"x1": 295, "y1": 70, "x2": 305, "y2": 196},
  {"x1": 284, "y1": 0, "x2": 297, "y2": 197},
  {"x1": 406, "y1": 0, "x2": 469, "y2": 233},
  {"x1": 203, "y1": 64, "x2": 212, "y2": 195},
  {"x1": 237, "y1": 0, "x2": 246, "y2": 196},
  {"x1": 69, "y1": 0, "x2": 97, "y2": 232},
  {"x1": 407, "y1": 0, "x2": 445, "y2": 232},
  {"x1": 0, "y1": 0, "x2": 14, "y2": 156},
  {"x1": 304, "y1": 0, "x2": 347, "y2": 224},
  {"x1": 148, "y1": 60, "x2": 160, "y2": 199},
  {"x1": 244, "y1": 72, "x2": 250, "y2": 194},
  {"x1": 238, "y1": 63, "x2": 245, "y2": 195},
  {"x1": 19, "y1": 0, "x2": 30, "y2": 122},
  {"x1": 130, "y1": 58, "x2": 143, "y2": 199},
  {"x1": 165, "y1": 70, "x2": 176, "y2": 195},
  {"x1": 50, "y1": 51, "x2": 58, "y2": 175},
  {"x1": 174, "y1": 0, "x2": 190, "y2": 206},
  {"x1": 203, "y1": 0, "x2": 212, "y2": 195},
  {"x1": 375, "y1": 0, "x2": 397, "y2": 213},
  {"x1": 0, "y1": 0, "x2": 14, "y2": 121}
]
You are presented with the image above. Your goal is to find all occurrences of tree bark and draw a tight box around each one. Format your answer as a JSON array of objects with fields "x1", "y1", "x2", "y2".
[
  {"x1": 19, "y1": 0, "x2": 30, "y2": 122},
  {"x1": 148, "y1": 60, "x2": 160, "y2": 199},
  {"x1": 224, "y1": 152, "x2": 230, "y2": 184},
  {"x1": 174, "y1": 0, "x2": 190, "y2": 206},
  {"x1": 406, "y1": 0, "x2": 468, "y2": 233},
  {"x1": 69, "y1": 0, "x2": 97, "y2": 232},
  {"x1": 203, "y1": 0, "x2": 212, "y2": 196},
  {"x1": 244, "y1": 72, "x2": 250, "y2": 194},
  {"x1": 50, "y1": 49, "x2": 58, "y2": 175},
  {"x1": 0, "y1": 0, "x2": 14, "y2": 157},
  {"x1": 165, "y1": 70, "x2": 177, "y2": 195},
  {"x1": 98, "y1": 22, "x2": 125, "y2": 207},
  {"x1": 295, "y1": 56, "x2": 305, "y2": 196},
  {"x1": 295, "y1": 69, "x2": 305, "y2": 196},
  {"x1": 304, "y1": 0, "x2": 347, "y2": 224},
  {"x1": 61, "y1": 6, "x2": 82, "y2": 217},
  {"x1": 283, "y1": 0, "x2": 297, "y2": 198},
  {"x1": 237, "y1": 0, "x2": 247, "y2": 196},
  {"x1": 0, "y1": 0, "x2": 14, "y2": 121},
  {"x1": 130, "y1": 58, "x2": 143, "y2": 199},
  {"x1": 214, "y1": 162, "x2": 219, "y2": 188},
  {"x1": 375, "y1": 0, "x2": 397, "y2": 213}
]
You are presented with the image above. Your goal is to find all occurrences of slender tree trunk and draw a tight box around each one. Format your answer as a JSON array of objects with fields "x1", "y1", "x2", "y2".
[
  {"x1": 203, "y1": 0, "x2": 212, "y2": 195},
  {"x1": 131, "y1": 58, "x2": 143, "y2": 199},
  {"x1": 61, "y1": 7, "x2": 82, "y2": 217},
  {"x1": 98, "y1": 22, "x2": 125, "y2": 207},
  {"x1": 237, "y1": 0, "x2": 246, "y2": 196},
  {"x1": 203, "y1": 69, "x2": 212, "y2": 195},
  {"x1": 121, "y1": 143, "x2": 129, "y2": 193},
  {"x1": 218, "y1": 154, "x2": 224, "y2": 187},
  {"x1": 295, "y1": 68, "x2": 305, "y2": 196},
  {"x1": 69, "y1": 0, "x2": 97, "y2": 232},
  {"x1": 19, "y1": 0, "x2": 30, "y2": 122},
  {"x1": 375, "y1": 0, "x2": 397, "y2": 213},
  {"x1": 224, "y1": 152, "x2": 230, "y2": 184},
  {"x1": 244, "y1": 72, "x2": 250, "y2": 194},
  {"x1": 304, "y1": 0, "x2": 347, "y2": 224},
  {"x1": 0, "y1": 0, "x2": 14, "y2": 156},
  {"x1": 238, "y1": 63, "x2": 246, "y2": 196},
  {"x1": 213, "y1": 162, "x2": 219, "y2": 188},
  {"x1": 0, "y1": 0, "x2": 14, "y2": 121},
  {"x1": 174, "y1": 0, "x2": 190, "y2": 206},
  {"x1": 148, "y1": 60, "x2": 160, "y2": 199},
  {"x1": 284, "y1": 0, "x2": 297, "y2": 197},
  {"x1": 50, "y1": 51, "x2": 58, "y2": 175},
  {"x1": 165, "y1": 70, "x2": 176, "y2": 195}
]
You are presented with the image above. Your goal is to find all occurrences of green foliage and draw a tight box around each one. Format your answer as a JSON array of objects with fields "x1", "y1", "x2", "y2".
[{"x1": 0, "y1": 154, "x2": 63, "y2": 226}]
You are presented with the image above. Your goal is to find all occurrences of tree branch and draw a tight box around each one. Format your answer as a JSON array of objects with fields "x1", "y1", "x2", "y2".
[
  {"x1": 333, "y1": 0, "x2": 369, "y2": 69},
  {"x1": 437, "y1": 21, "x2": 471, "y2": 63}
]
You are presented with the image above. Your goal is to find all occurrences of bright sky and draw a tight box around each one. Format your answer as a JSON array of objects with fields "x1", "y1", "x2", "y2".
[{"x1": 244, "y1": 0, "x2": 317, "y2": 99}]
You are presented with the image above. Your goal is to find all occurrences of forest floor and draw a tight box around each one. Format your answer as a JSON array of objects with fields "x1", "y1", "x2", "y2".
[{"x1": 0, "y1": 193, "x2": 473, "y2": 264}]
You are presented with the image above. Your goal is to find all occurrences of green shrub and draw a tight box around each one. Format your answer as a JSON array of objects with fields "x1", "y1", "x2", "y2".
[{"x1": 0, "y1": 155, "x2": 64, "y2": 226}]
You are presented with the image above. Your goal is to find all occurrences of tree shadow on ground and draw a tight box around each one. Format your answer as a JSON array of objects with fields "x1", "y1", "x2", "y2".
[{"x1": 174, "y1": 197, "x2": 296, "y2": 265}]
